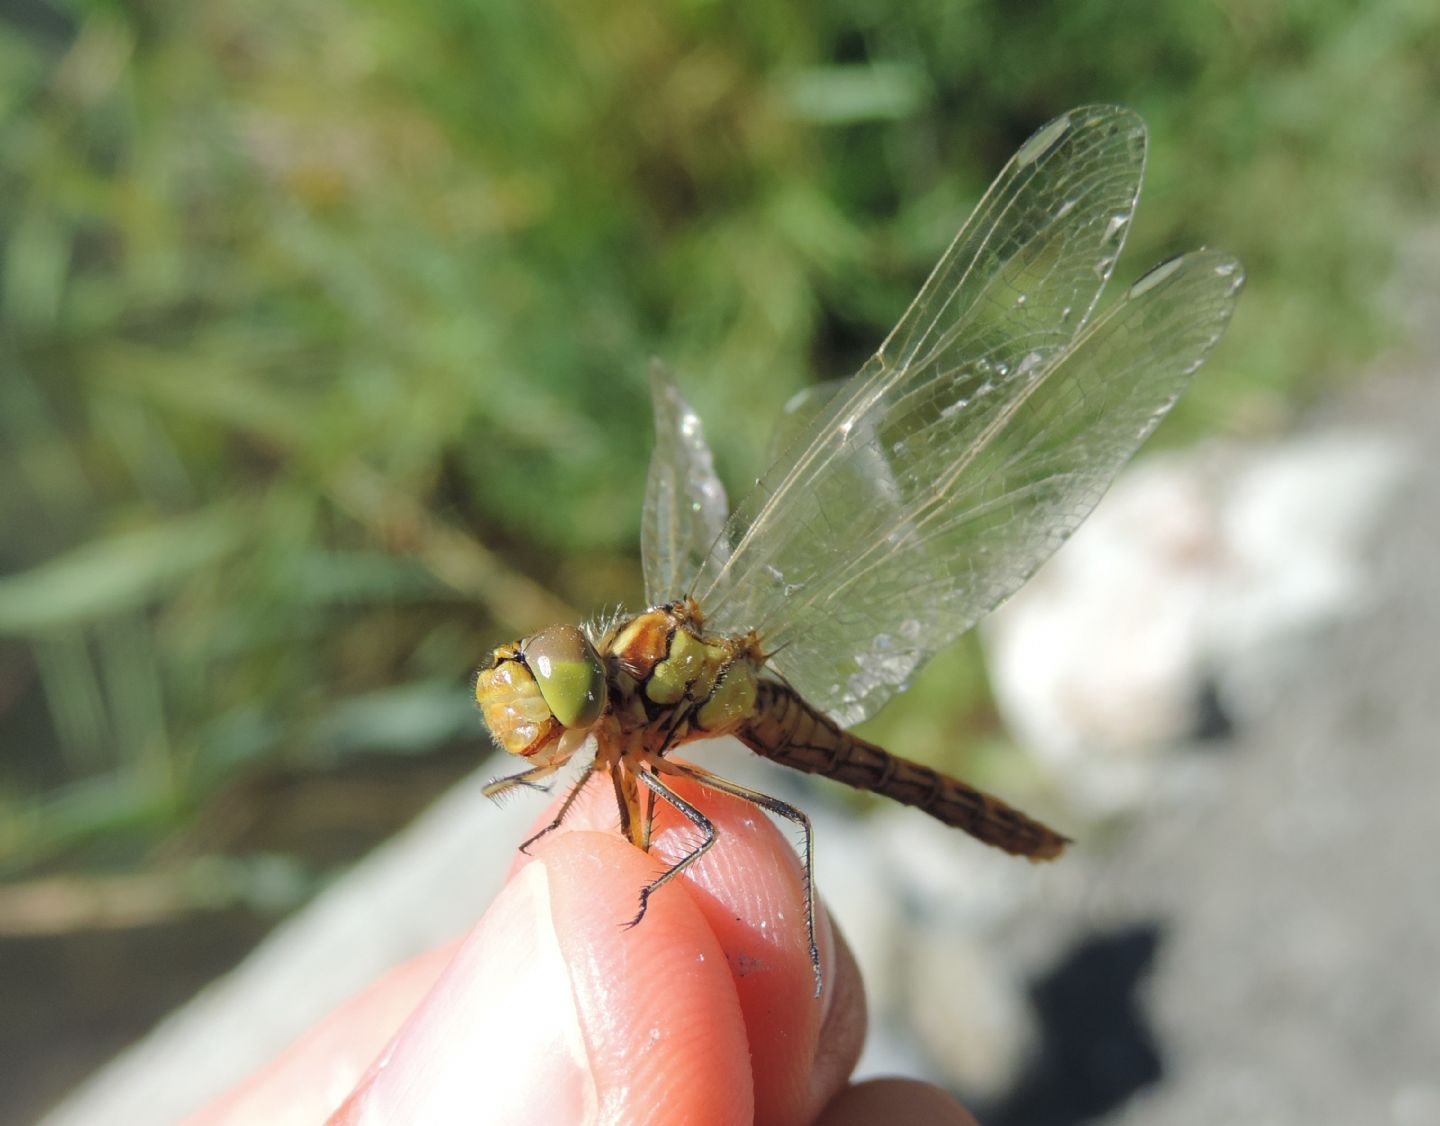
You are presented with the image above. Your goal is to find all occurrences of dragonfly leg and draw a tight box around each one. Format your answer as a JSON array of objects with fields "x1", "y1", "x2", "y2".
[
  {"x1": 622, "y1": 768, "x2": 716, "y2": 931},
  {"x1": 482, "y1": 761, "x2": 561, "y2": 801},
  {"x1": 660, "y1": 760, "x2": 822, "y2": 998},
  {"x1": 516, "y1": 761, "x2": 599, "y2": 856},
  {"x1": 611, "y1": 763, "x2": 643, "y2": 848},
  {"x1": 640, "y1": 787, "x2": 657, "y2": 852}
]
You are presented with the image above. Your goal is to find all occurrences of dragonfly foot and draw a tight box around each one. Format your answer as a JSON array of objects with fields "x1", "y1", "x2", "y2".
[{"x1": 621, "y1": 891, "x2": 652, "y2": 931}]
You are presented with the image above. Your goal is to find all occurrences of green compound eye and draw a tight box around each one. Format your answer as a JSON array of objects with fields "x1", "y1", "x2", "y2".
[{"x1": 523, "y1": 624, "x2": 606, "y2": 729}]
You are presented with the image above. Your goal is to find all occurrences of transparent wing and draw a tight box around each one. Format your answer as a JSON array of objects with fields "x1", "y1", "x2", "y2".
[
  {"x1": 642, "y1": 361, "x2": 729, "y2": 605},
  {"x1": 771, "y1": 248, "x2": 1243, "y2": 724},
  {"x1": 767, "y1": 380, "x2": 849, "y2": 464},
  {"x1": 690, "y1": 105, "x2": 1151, "y2": 702},
  {"x1": 690, "y1": 107, "x2": 1240, "y2": 726}
]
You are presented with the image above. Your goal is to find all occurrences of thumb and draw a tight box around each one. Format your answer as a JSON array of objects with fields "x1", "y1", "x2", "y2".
[{"x1": 330, "y1": 833, "x2": 752, "y2": 1125}]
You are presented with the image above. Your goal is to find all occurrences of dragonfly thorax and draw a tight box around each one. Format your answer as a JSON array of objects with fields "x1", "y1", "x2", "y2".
[{"x1": 603, "y1": 601, "x2": 763, "y2": 753}]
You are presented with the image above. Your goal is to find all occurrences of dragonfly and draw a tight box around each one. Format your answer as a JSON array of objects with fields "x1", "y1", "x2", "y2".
[{"x1": 475, "y1": 105, "x2": 1243, "y2": 995}]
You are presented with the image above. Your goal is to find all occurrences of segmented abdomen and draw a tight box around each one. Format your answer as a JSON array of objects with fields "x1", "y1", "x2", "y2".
[{"x1": 738, "y1": 681, "x2": 1069, "y2": 860}]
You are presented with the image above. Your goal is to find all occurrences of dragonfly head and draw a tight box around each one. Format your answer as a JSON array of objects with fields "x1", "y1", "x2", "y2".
[{"x1": 475, "y1": 624, "x2": 607, "y2": 757}]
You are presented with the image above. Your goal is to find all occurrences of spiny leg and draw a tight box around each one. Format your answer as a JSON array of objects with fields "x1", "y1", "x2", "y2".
[
  {"x1": 516, "y1": 761, "x2": 598, "y2": 856},
  {"x1": 639, "y1": 788, "x2": 658, "y2": 852},
  {"x1": 483, "y1": 761, "x2": 561, "y2": 801},
  {"x1": 610, "y1": 765, "x2": 636, "y2": 846},
  {"x1": 660, "y1": 759, "x2": 822, "y2": 998},
  {"x1": 622, "y1": 767, "x2": 716, "y2": 931}
]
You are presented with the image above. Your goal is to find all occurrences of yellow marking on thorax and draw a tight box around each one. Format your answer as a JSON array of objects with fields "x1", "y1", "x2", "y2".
[
  {"x1": 646, "y1": 628, "x2": 729, "y2": 706},
  {"x1": 695, "y1": 663, "x2": 758, "y2": 732},
  {"x1": 610, "y1": 611, "x2": 671, "y2": 678}
]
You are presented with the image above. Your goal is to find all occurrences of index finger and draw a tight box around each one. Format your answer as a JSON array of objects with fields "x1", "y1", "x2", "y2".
[{"x1": 515, "y1": 759, "x2": 867, "y2": 1126}]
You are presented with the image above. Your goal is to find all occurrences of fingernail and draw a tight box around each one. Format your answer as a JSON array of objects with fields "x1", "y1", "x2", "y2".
[{"x1": 332, "y1": 861, "x2": 596, "y2": 1125}]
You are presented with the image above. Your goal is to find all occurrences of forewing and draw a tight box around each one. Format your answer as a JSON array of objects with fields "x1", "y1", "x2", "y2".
[
  {"x1": 690, "y1": 106, "x2": 1150, "y2": 705},
  {"x1": 762, "y1": 379, "x2": 912, "y2": 525},
  {"x1": 641, "y1": 361, "x2": 729, "y2": 605},
  {"x1": 765, "y1": 379, "x2": 848, "y2": 467},
  {"x1": 876, "y1": 105, "x2": 1147, "y2": 380},
  {"x1": 713, "y1": 247, "x2": 1244, "y2": 727}
]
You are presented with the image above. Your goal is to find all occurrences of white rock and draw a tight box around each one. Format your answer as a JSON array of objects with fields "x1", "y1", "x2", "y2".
[
  {"x1": 984, "y1": 431, "x2": 1413, "y2": 815},
  {"x1": 869, "y1": 805, "x2": 1040, "y2": 927},
  {"x1": 905, "y1": 928, "x2": 1036, "y2": 1097}
]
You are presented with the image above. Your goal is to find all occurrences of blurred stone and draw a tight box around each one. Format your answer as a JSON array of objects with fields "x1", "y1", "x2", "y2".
[
  {"x1": 807, "y1": 803, "x2": 905, "y2": 1013},
  {"x1": 869, "y1": 806, "x2": 1037, "y2": 928},
  {"x1": 906, "y1": 928, "x2": 1035, "y2": 1099},
  {"x1": 1079, "y1": 359, "x2": 1440, "y2": 1126},
  {"x1": 984, "y1": 431, "x2": 1413, "y2": 815},
  {"x1": 834, "y1": 804, "x2": 1064, "y2": 1096}
]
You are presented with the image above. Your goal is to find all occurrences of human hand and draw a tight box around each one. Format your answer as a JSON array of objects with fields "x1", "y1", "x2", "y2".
[{"x1": 191, "y1": 767, "x2": 976, "y2": 1125}]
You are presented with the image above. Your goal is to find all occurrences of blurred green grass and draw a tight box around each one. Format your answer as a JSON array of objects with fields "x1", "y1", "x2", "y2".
[{"x1": 2, "y1": 0, "x2": 1438, "y2": 882}]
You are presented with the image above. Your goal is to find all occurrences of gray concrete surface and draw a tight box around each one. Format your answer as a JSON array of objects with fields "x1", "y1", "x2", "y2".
[{"x1": 1087, "y1": 362, "x2": 1440, "y2": 1125}]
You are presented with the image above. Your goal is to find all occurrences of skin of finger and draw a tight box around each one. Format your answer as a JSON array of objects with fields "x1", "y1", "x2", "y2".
[
  {"x1": 816, "y1": 1078, "x2": 978, "y2": 1126},
  {"x1": 190, "y1": 761, "x2": 862, "y2": 1126},
  {"x1": 327, "y1": 857, "x2": 616, "y2": 1125},
  {"x1": 187, "y1": 764, "x2": 865, "y2": 1126},
  {"x1": 512, "y1": 765, "x2": 867, "y2": 1126},
  {"x1": 184, "y1": 944, "x2": 458, "y2": 1126},
  {"x1": 537, "y1": 831, "x2": 755, "y2": 1125},
  {"x1": 190, "y1": 839, "x2": 751, "y2": 1126}
]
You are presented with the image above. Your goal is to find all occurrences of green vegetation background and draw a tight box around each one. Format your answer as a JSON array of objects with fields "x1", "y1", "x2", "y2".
[{"x1": 2, "y1": 0, "x2": 1437, "y2": 898}]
